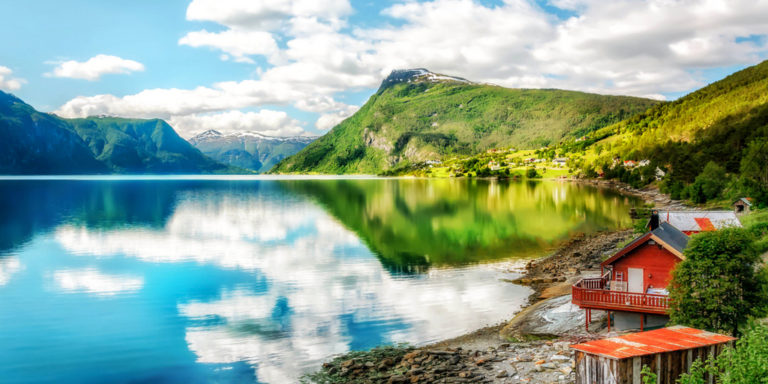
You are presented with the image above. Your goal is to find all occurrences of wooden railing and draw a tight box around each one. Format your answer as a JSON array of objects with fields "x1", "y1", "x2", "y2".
[{"x1": 572, "y1": 278, "x2": 670, "y2": 314}]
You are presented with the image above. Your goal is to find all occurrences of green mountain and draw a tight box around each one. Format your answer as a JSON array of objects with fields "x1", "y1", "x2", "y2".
[
  {"x1": 572, "y1": 59, "x2": 768, "y2": 203},
  {"x1": 0, "y1": 90, "x2": 235, "y2": 174},
  {"x1": 0, "y1": 91, "x2": 107, "y2": 174},
  {"x1": 189, "y1": 129, "x2": 316, "y2": 173},
  {"x1": 272, "y1": 68, "x2": 657, "y2": 174}
]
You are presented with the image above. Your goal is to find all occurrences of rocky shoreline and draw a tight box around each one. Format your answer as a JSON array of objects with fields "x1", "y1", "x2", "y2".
[{"x1": 304, "y1": 182, "x2": 685, "y2": 384}]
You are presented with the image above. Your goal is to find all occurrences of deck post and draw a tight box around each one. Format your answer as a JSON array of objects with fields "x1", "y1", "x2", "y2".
[
  {"x1": 586, "y1": 309, "x2": 590, "y2": 332},
  {"x1": 607, "y1": 311, "x2": 611, "y2": 332}
]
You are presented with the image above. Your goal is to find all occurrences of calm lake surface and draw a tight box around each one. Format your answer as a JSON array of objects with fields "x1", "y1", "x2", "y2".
[{"x1": 0, "y1": 177, "x2": 638, "y2": 383}]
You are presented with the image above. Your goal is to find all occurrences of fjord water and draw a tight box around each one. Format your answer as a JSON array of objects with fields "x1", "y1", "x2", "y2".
[{"x1": 0, "y1": 177, "x2": 638, "y2": 383}]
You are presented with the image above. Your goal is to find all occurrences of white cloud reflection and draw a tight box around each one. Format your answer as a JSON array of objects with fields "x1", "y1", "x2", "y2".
[
  {"x1": 53, "y1": 268, "x2": 144, "y2": 296},
  {"x1": 0, "y1": 257, "x2": 22, "y2": 286},
  {"x1": 54, "y1": 194, "x2": 529, "y2": 383}
]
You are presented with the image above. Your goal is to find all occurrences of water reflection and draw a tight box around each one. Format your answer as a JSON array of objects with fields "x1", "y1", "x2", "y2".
[
  {"x1": 52, "y1": 268, "x2": 144, "y2": 296},
  {"x1": 284, "y1": 178, "x2": 636, "y2": 271},
  {"x1": 0, "y1": 178, "x2": 637, "y2": 384}
]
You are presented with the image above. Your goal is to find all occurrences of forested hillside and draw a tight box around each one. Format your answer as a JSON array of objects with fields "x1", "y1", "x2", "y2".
[{"x1": 568, "y1": 60, "x2": 768, "y2": 205}]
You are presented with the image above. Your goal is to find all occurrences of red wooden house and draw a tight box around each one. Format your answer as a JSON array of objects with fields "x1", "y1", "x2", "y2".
[{"x1": 572, "y1": 213, "x2": 689, "y2": 331}]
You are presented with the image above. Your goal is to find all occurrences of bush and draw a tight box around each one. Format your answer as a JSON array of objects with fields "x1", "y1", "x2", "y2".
[
  {"x1": 526, "y1": 168, "x2": 539, "y2": 178},
  {"x1": 669, "y1": 228, "x2": 768, "y2": 335},
  {"x1": 676, "y1": 321, "x2": 768, "y2": 384}
]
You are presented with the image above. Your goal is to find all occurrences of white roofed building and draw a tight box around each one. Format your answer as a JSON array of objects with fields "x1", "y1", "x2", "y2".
[{"x1": 658, "y1": 211, "x2": 742, "y2": 235}]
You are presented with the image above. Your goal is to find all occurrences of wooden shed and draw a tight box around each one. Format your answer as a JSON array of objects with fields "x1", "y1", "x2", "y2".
[
  {"x1": 733, "y1": 198, "x2": 753, "y2": 215},
  {"x1": 570, "y1": 326, "x2": 735, "y2": 384}
]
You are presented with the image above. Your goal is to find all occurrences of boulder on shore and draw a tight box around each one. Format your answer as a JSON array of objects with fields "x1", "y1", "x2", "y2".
[{"x1": 500, "y1": 294, "x2": 604, "y2": 340}]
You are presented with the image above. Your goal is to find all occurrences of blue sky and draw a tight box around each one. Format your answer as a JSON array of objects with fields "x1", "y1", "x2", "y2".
[{"x1": 0, "y1": 0, "x2": 766, "y2": 138}]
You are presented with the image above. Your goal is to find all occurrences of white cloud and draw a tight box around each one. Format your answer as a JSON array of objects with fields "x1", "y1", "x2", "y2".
[
  {"x1": 315, "y1": 106, "x2": 359, "y2": 131},
  {"x1": 185, "y1": 0, "x2": 352, "y2": 29},
  {"x1": 53, "y1": 268, "x2": 143, "y2": 296},
  {"x1": 47, "y1": 54, "x2": 145, "y2": 81},
  {"x1": 169, "y1": 110, "x2": 305, "y2": 137},
  {"x1": 54, "y1": 0, "x2": 768, "y2": 135},
  {"x1": 179, "y1": 29, "x2": 278, "y2": 63},
  {"x1": 0, "y1": 66, "x2": 25, "y2": 91}
]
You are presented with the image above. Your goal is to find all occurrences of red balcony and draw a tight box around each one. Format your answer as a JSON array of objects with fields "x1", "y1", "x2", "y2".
[{"x1": 571, "y1": 276, "x2": 670, "y2": 315}]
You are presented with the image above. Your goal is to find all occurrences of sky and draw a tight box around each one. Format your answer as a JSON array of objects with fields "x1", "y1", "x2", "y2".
[{"x1": 0, "y1": 0, "x2": 767, "y2": 138}]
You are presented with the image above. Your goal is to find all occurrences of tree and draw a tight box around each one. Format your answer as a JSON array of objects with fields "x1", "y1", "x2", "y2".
[
  {"x1": 526, "y1": 168, "x2": 539, "y2": 178},
  {"x1": 741, "y1": 138, "x2": 768, "y2": 198},
  {"x1": 689, "y1": 161, "x2": 727, "y2": 203},
  {"x1": 669, "y1": 228, "x2": 768, "y2": 335}
]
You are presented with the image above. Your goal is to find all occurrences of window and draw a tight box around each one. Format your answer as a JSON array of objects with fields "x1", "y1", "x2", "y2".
[{"x1": 616, "y1": 272, "x2": 624, "y2": 281}]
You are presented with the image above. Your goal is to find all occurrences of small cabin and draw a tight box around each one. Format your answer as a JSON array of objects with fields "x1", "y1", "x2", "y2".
[
  {"x1": 571, "y1": 326, "x2": 735, "y2": 384},
  {"x1": 572, "y1": 214, "x2": 689, "y2": 331},
  {"x1": 733, "y1": 198, "x2": 753, "y2": 215},
  {"x1": 657, "y1": 211, "x2": 741, "y2": 235}
]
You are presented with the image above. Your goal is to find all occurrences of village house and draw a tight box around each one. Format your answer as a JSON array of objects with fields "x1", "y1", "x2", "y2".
[
  {"x1": 488, "y1": 161, "x2": 500, "y2": 171},
  {"x1": 553, "y1": 158, "x2": 568, "y2": 167},
  {"x1": 572, "y1": 210, "x2": 743, "y2": 332}
]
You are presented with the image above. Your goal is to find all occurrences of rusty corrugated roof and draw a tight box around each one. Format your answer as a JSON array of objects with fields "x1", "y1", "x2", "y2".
[
  {"x1": 570, "y1": 326, "x2": 736, "y2": 359},
  {"x1": 694, "y1": 217, "x2": 716, "y2": 231}
]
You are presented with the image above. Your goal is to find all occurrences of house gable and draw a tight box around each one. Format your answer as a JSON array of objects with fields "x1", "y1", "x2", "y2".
[{"x1": 609, "y1": 241, "x2": 681, "y2": 290}]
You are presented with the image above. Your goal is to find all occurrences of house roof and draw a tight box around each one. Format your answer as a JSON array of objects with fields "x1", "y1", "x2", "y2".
[
  {"x1": 570, "y1": 326, "x2": 736, "y2": 360},
  {"x1": 602, "y1": 222, "x2": 688, "y2": 266},
  {"x1": 659, "y1": 211, "x2": 742, "y2": 232},
  {"x1": 735, "y1": 197, "x2": 753, "y2": 207},
  {"x1": 652, "y1": 221, "x2": 689, "y2": 254}
]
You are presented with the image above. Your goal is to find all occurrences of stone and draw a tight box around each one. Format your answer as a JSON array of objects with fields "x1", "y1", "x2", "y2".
[
  {"x1": 341, "y1": 359, "x2": 355, "y2": 368},
  {"x1": 541, "y1": 363, "x2": 557, "y2": 369},
  {"x1": 496, "y1": 370, "x2": 509, "y2": 378},
  {"x1": 534, "y1": 360, "x2": 546, "y2": 365},
  {"x1": 559, "y1": 366, "x2": 572, "y2": 375},
  {"x1": 551, "y1": 354, "x2": 569, "y2": 361}
]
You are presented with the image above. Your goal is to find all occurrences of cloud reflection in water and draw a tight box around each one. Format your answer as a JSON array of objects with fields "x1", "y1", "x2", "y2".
[{"x1": 55, "y1": 189, "x2": 530, "y2": 383}]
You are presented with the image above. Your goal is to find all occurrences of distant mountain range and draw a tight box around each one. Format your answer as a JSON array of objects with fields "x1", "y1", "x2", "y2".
[
  {"x1": 0, "y1": 90, "x2": 236, "y2": 174},
  {"x1": 271, "y1": 68, "x2": 658, "y2": 174},
  {"x1": 189, "y1": 130, "x2": 316, "y2": 173}
]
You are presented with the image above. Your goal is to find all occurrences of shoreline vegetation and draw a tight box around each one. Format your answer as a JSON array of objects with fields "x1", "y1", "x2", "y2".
[{"x1": 302, "y1": 182, "x2": 692, "y2": 383}]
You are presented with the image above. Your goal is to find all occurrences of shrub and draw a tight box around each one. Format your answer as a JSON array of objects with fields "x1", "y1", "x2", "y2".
[{"x1": 669, "y1": 228, "x2": 768, "y2": 335}]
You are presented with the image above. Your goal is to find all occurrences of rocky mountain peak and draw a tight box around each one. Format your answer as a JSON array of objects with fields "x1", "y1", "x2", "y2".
[{"x1": 379, "y1": 68, "x2": 472, "y2": 90}]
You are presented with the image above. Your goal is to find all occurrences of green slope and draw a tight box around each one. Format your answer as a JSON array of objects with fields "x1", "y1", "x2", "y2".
[
  {"x1": 272, "y1": 69, "x2": 657, "y2": 174},
  {"x1": 570, "y1": 59, "x2": 768, "y2": 204},
  {"x1": 68, "y1": 117, "x2": 234, "y2": 173}
]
